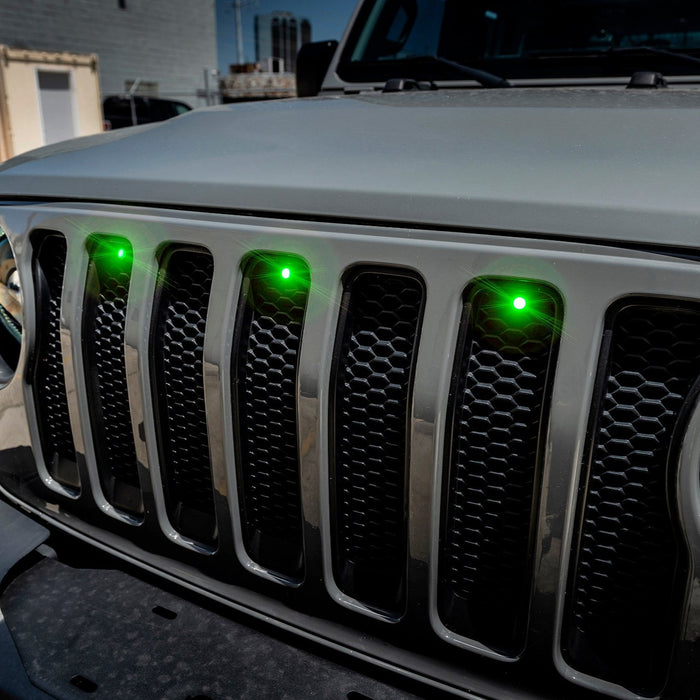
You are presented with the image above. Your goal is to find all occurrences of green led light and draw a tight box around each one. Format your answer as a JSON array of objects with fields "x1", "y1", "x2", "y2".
[
  {"x1": 281, "y1": 267, "x2": 291, "y2": 279},
  {"x1": 117, "y1": 248, "x2": 125, "y2": 258},
  {"x1": 513, "y1": 296, "x2": 527, "y2": 310}
]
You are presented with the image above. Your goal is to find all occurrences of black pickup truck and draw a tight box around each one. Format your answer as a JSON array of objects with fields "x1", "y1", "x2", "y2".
[{"x1": 1, "y1": 1, "x2": 700, "y2": 698}]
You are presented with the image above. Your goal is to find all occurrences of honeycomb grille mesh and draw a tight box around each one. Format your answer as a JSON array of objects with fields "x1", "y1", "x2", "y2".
[
  {"x1": 152, "y1": 248, "x2": 215, "y2": 543},
  {"x1": 438, "y1": 280, "x2": 560, "y2": 656},
  {"x1": 83, "y1": 237, "x2": 141, "y2": 513},
  {"x1": 332, "y1": 270, "x2": 424, "y2": 615},
  {"x1": 32, "y1": 234, "x2": 78, "y2": 488},
  {"x1": 565, "y1": 302, "x2": 700, "y2": 696},
  {"x1": 233, "y1": 256, "x2": 309, "y2": 578}
]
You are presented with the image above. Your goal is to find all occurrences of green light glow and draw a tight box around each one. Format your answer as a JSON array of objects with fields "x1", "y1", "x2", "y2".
[
  {"x1": 281, "y1": 267, "x2": 291, "y2": 279},
  {"x1": 513, "y1": 296, "x2": 527, "y2": 310},
  {"x1": 87, "y1": 235, "x2": 133, "y2": 274}
]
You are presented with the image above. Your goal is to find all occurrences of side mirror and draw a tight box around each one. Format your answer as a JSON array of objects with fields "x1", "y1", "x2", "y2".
[{"x1": 296, "y1": 40, "x2": 339, "y2": 97}]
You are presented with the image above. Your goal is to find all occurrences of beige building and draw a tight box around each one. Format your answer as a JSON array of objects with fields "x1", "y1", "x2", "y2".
[{"x1": 0, "y1": 45, "x2": 103, "y2": 162}]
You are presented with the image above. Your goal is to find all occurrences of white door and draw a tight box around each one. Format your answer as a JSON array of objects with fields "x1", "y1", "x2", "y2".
[{"x1": 37, "y1": 70, "x2": 76, "y2": 145}]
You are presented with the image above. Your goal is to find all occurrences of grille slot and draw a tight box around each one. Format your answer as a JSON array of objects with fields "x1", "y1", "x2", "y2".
[
  {"x1": 32, "y1": 233, "x2": 79, "y2": 490},
  {"x1": 151, "y1": 247, "x2": 216, "y2": 545},
  {"x1": 438, "y1": 279, "x2": 561, "y2": 656},
  {"x1": 232, "y1": 254, "x2": 310, "y2": 580},
  {"x1": 564, "y1": 301, "x2": 700, "y2": 696},
  {"x1": 82, "y1": 236, "x2": 141, "y2": 515},
  {"x1": 330, "y1": 269, "x2": 424, "y2": 617}
]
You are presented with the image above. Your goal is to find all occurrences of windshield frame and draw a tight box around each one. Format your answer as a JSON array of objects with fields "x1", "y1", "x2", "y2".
[{"x1": 331, "y1": 0, "x2": 700, "y2": 87}]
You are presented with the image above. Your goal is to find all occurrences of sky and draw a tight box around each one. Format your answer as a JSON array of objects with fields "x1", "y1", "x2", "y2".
[{"x1": 216, "y1": 0, "x2": 358, "y2": 73}]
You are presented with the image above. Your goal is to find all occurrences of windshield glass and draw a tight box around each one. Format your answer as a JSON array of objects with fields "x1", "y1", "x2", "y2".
[{"x1": 339, "y1": 0, "x2": 700, "y2": 82}]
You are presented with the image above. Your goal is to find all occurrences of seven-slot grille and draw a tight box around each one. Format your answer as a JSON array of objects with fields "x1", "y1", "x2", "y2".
[{"x1": 26, "y1": 229, "x2": 700, "y2": 698}]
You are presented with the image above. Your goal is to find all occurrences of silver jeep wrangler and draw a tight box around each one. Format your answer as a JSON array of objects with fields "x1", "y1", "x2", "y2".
[{"x1": 0, "y1": 1, "x2": 699, "y2": 698}]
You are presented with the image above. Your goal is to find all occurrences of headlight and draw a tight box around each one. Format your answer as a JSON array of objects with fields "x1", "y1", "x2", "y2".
[
  {"x1": 0, "y1": 229, "x2": 22, "y2": 375},
  {"x1": 7, "y1": 268, "x2": 22, "y2": 307}
]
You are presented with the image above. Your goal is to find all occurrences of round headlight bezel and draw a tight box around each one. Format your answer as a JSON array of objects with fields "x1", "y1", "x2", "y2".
[{"x1": 0, "y1": 229, "x2": 23, "y2": 380}]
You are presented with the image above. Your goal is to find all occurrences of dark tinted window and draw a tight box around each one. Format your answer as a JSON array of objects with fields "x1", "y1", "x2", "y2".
[{"x1": 340, "y1": 0, "x2": 700, "y2": 81}]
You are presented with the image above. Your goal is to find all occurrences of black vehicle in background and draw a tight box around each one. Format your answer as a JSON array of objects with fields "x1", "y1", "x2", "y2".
[{"x1": 102, "y1": 95, "x2": 191, "y2": 129}]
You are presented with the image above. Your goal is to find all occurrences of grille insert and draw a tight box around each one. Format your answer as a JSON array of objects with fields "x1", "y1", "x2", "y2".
[
  {"x1": 564, "y1": 301, "x2": 700, "y2": 696},
  {"x1": 232, "y1": 254, "x2": 310, "y2": 580},
  {"x1": 83, "y1": 236, "x2": 141, "y2": 515},
  {"x1": 438, "y1": 279, "x2": 561, "y2": 656},
  {"x1": 32, "y1": 233, "x2": 79, "y2": 490},
  {"x1": 331, "y1": 269, "x2": 424, "y2": 617},
  {"x1": 151, "y1": 247, "x2": 216, "y2": 545}
]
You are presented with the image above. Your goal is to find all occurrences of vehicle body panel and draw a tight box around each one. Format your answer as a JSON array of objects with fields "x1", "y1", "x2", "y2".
[{"x1": 0, "y1": 90, "x2": 699, "y2": 250}]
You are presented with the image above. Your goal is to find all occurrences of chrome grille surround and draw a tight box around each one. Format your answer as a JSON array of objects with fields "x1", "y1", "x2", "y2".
[
  {"x1": 563, "y1": 301, "x2": 700, "y2": 696},
  {"x1": 330, "y1": 267, "x2": 425, "y2": 619},
  {"x1": 231, "y1": 253, "x2": 310, "y2": 582},
  {"x1": 438, "y1": 279, "x2": 562, "y2": 658},
  {"x1": 151, "y1": 246, "x2": 217, "y2": 546},
  {"x1": 82, "y1": 235, "x2": 141, "y2": 517},
  {"x1": 0, "y1": 201, "x2": 698, "y2": 700},
  {"x1": 31, "y1": 232, "x2": 79, "y2": 492}
]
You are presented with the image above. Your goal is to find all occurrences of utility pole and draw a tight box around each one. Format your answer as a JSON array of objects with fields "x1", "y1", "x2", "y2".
[
  {"x1": 233, "y1": 0, "x2": 257, "y2": 66},
  {"x1": 234, "y1": 0, "x2": 243, "y2": 65}
]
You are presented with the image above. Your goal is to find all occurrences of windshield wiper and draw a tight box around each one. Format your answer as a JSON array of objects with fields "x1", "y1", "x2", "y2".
[
  {"x1": 605, "y1": 45, "x2": 700, "y2": 68},
  {"x1": 399, "y1": 55, "x2": 511, "y2": 88},
  {"x1": 530, "y1": 45, "x2": 700, "y2": 70}
]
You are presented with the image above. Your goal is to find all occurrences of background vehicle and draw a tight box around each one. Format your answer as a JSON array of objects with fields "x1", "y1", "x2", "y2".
[
  {"x1": 1, "y1": 1, "x2": 699, "y2": 698},
  {"x1": 102, "y1": 95, "x2": 192, "y2": 129}
]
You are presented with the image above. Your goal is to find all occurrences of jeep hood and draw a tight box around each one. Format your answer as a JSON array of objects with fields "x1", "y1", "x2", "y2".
[{"x1": 1, "y1": 89, "x2": 700, "y2": 250}]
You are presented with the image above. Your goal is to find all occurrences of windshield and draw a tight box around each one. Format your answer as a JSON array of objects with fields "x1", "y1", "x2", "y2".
[{"x1": 339, "y1": 0, "x2": 700, "y2": 82}]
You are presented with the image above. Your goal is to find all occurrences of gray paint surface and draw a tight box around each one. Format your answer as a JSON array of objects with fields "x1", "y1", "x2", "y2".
[{"x1": 1, "y1": 88, "x2": 699, "y2": 250}]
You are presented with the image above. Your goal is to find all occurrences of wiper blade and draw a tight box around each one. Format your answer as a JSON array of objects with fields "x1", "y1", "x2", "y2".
[
  {"x1": 530, "y1": 45, "x2": 700, "y2": 69},
  {"x1": 606, "y1": 45, "x2": 700, "y2": 68},
  {"x1": 401, "y1": 55, "x2": 511, "y2": 88}
]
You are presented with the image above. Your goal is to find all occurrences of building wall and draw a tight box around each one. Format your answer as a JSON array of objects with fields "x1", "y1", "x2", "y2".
[
  {"x1": 0, "y1": 46, "x2": 103, "y2": 159},
  {"x1": 254, "y1": 12, "x2": 311, "y2": 74},
  {"x1": 0, "y1": 0, "x2": 217, "y2": 106}
]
